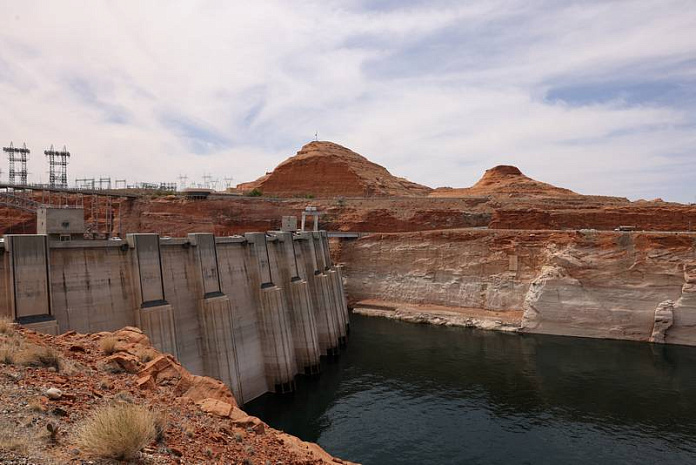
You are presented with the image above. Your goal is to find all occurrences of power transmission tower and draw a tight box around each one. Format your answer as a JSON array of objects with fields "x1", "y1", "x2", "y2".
[
  {"x1": 202, "y1": 173, "x2": 213, "y2": 189},
  {"x1": 44, "y1": 144, "x2": 71, "y2": 188},
  {"x1": 178, "y1": 174, "x2": 189, "y2": 190},
  {"x1": 3, "y1": 142, "x2": 30, "y2": 185}
]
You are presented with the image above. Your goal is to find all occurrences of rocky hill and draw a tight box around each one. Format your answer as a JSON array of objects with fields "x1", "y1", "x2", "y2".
[
  {"x1": 430, "y1": 165, "x2": 578, "y2": 198},
  {"x1": 237, "y1": 141, "x2": 432, "y2": 198},
  {"x1": 0, "y1": 321, "x2": 354, "y2": 464}
]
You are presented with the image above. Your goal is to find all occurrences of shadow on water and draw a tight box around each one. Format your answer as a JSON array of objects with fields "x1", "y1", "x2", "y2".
[{"x1": 246, "y1": 314, "x2": 696, "y2": 465}]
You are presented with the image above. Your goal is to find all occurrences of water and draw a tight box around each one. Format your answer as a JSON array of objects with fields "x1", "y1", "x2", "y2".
[{"x1": 246, "y1": 314, "x2": 696, "y2": 465}]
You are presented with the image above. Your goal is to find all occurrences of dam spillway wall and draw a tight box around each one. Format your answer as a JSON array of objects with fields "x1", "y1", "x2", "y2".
[{"x1": 0, "y1": 231, "x2": 349, "y2": 404}]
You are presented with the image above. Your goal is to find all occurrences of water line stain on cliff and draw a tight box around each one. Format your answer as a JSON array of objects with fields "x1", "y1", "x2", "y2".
[{"x1": 246, "y1": 314, "x2": 696, "y2": 465}]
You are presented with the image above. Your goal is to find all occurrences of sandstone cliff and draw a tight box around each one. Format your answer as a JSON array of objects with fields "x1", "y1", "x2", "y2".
[
  {"x1": 237, "y1": 141, "x2": 432, "y2": 197},
  {"x1": 337, "y1": 229, "x2": 696, "y2": 345}
]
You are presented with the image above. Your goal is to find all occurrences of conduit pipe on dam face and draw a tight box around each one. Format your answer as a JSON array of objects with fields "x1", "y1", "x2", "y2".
[{"x1": 0, "y1": 230, "x2": 349, "y2": 404}]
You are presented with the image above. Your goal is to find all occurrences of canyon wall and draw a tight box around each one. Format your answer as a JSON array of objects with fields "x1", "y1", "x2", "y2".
[
  {"x1": 0, "y1": 231, "x2": 349, "y2": 404},
  {"x1": 337, "y1": 229, "x2": 696, "y2": 345}
]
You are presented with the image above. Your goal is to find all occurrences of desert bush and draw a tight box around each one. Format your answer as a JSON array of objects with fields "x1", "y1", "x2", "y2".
[
  {"x1": 246, "y1": 188, "x2": 263, "y2": 197},
  {"x1": 153, "y1": 411, "x2": 167, "y2": 443},
  {"x1": 0, "y1": 345, "x2": 15, "y2": 364},
  {"x1": 28, "y1": 397, "x2": 47, "y2": 413},
  {"x1": 18, "y1": 345, "x2": 61, "y2": 371},
  {"x1": 0, "y1": 317, "x2": 13, "y2": 335},
  {"x1": 135, "y1": 348, "x2": 157, "y2": 363},
  {"x1": 99, "y1": 336, "x2": 119, "y2": 355},
  {"x1": 75, "y1": 403, "x2": 156, "y2": 460},
  {"x1": 0, "y1": 431, "x2": 29, "y2": 454},
  {"x1": 35, "y1": 346, "x2": 61, "y2": 370}
]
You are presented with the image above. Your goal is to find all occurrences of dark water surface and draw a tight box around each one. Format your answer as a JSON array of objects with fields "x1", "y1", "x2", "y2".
[{"x1": 245, "y1": 314, "x2": 696, "y2": 465}]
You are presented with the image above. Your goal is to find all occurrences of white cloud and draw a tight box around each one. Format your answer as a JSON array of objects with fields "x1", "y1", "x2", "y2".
[{"x1": 0, "y1": 0, "x2": 694, "y2": 201}]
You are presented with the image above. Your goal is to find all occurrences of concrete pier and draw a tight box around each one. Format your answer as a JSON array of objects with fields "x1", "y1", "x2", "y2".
[
  {"x1": 316, "y1": 231, "x2": 349, "y2": 343},
  {"x1": 246, "y1": 233, "x2": 297, "y2": 393},
  {"x1": 3, "y1": 235, "x2": 59, "y2": 334},
  {"x1": 0, "y1": 230, "x2": 349, "y2": 405},
  {"x1": 275, "y1": 232, "x2": 321, "y2": 375},
  {"x1": 296, "y1": 232, "x2": 341, "y2": 356},
  {"x1": 189, "y1": 233, "x2": 243, "y2": 400},
  {"x1": 128, "y1": 233, "x2": 178, "y2": 356}
]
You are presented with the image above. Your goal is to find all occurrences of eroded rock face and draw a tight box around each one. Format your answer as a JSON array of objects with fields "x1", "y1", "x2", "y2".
[
  {"x1": 338, "y1": 229, "x2": 696, "y2": 345},
  {"x1": 649, "y1": 300, "x2": 675, "y2": 343}
]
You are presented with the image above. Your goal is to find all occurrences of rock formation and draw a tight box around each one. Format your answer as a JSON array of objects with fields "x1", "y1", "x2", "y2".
[
  {"x1": 338, "y1": 229, "x2": 696, "y2": 345},
  {"x1": 237, "y1": 141, "x2": 432, "y2": 197},
  {"x1": 0, "y1": 323, "x2": 355, "y2": 464},
  {"x1": 649, "y1": 300, "x2": 675, "y2": 343},
  {"x1": 430, "y1": 165, "x2": 578, "y2": 198}
]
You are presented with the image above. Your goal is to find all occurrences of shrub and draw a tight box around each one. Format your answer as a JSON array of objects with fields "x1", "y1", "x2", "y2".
[
  {"x1": 0, "y1": 430, "x2": 29, "y2": 454},
  {"x1": 0, "y1": 317, "x2": 13, "y2": 335},
  {"x1": 99, "y1": 336, "x2": 119, "y2": 355},
  {"x1": 19, "y1": 345, "x2": 61, "y2": 371},
  {"x1": 0, "y1": 345, "x2": 15, "y2": 365},
  {"x1": 153, "y1": 411, "x2": 167, "y2": 443},
  {"x1": 75, "y1": 403, "x2": 156, "y2": 460},
  {"x1": 246, "y1": 188, "x2": 263, "y2": 197},
  {"x1": 135, "y1": 348, "x2": 157, "y2": 363}
]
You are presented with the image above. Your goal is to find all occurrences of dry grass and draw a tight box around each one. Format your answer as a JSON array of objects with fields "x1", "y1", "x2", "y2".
[
  {"x1": 17, "y1": 345, "x2": 62, "y2": 371},
  {"x1": 75, "y1": 403, "x2": 156, "y2": 460},
  {"x1": 153, "y1": 411, "x2": 167, "y2": 443},
  {"x1": 99, "y1": 336, "x2": 119, "y2": 355},
  {"x1": 0, "y1": 330, "x2": 64, "y2": 371},
  {"x1": 28, "y1": 397, "x2": 47, "y2": 413},
  {"x1": 0, "y1": 345, "x2": 15, "y2": 365},
  {"x1": 0, "y1": 330, "x2": 20, "y2": 365},
  {"x1": 0, "y1": 423, "x2": 30, "y2": 454},
  {"x1": 0, "y1": 317, "x2": 13, "y2": 335},
  {"x1": 135, "y1": 348, "x2": 157, "y2": 363}
]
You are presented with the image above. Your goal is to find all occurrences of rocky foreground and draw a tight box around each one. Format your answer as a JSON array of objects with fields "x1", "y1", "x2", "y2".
[{"x1": 0, "y1": 322, "x2": 354, "y2": 464}]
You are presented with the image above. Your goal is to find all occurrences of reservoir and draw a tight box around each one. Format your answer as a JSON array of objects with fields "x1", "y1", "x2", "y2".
[{"x1": 246, "y1": 314, "x2": 696, "y2": 465}]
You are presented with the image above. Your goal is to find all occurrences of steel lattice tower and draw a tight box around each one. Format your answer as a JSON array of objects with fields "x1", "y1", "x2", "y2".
[
  {"x1": 3, "y1": 142, "x2": 30, "y2": 185},
  {"x1": 44, "y1": 145, "x2": 70, "y2": 188}
]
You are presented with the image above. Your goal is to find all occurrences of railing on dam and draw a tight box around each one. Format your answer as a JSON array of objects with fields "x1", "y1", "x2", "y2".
[{"x1": 0, "y1": 230, "x2": 349, "y2": 405}]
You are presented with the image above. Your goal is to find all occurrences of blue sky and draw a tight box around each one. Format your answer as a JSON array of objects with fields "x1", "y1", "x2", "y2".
[{"x1": 0, "y1": 0, "x2": 694, "y2": 201}]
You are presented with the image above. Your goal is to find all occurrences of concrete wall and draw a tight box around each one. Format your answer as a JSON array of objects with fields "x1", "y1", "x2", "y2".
[
  {"x1": 0, "y1": 231, "x2": 349, "y2": 404},
  {"x1": 37, "y1": 207, "x2": 85, "y2": 235}
]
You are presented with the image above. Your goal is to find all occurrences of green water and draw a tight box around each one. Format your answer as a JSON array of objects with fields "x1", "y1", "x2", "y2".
[{"x1": 246, "y1": 314, "x2": 696, "y2": 465}]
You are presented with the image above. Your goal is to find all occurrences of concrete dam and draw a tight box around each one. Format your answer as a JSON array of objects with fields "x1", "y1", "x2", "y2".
[{"x1": 0, "y1": 230, "x2": 349, "y2": 404}]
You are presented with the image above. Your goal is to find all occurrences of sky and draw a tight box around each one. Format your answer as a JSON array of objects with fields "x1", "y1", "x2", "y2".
[{"x1": 0, "y1": 0, "x2": 694, "y2": 201}]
